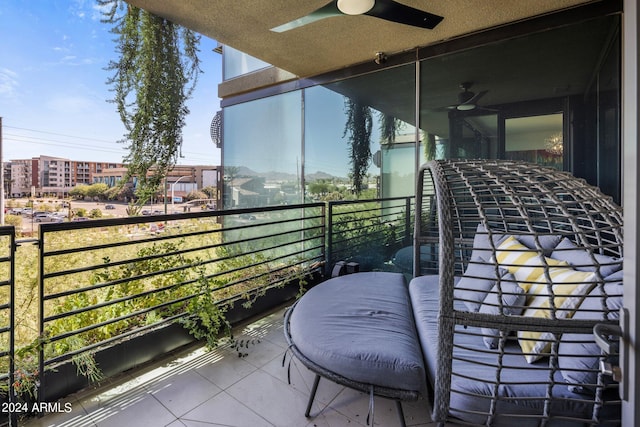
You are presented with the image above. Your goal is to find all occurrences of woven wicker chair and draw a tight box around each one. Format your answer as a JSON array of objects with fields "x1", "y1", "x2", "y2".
[{"x1": 411, "y1": 159, "x2": 623, "y2": 426}]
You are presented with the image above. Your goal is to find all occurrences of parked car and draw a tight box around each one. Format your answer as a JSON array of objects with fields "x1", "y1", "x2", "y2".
[
  {"x1": 141, "y1": 210, "x2": 151, "y2": 216},
  {"x1": 71, "y1": 217, "x2": 89, "y2": 222},
  {"x1": 105, "y1": 204, "x2": 115, "y2": 210},
  {"x1": 34, "y1": 213, "x2": 63, "y2": 223}
]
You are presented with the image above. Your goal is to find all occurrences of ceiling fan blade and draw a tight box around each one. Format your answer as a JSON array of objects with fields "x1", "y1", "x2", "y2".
[
  {"x1": 466, "y1": 90, "x2": 488, "y2": 105},
  {"x1": 271, "y1": 1, "x2": 342, "y2": 33},
  {"x1": 365, "y1": 0, "x2": 443, "y2": 29}
]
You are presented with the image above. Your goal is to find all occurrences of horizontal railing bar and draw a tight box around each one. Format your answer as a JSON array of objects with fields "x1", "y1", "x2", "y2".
[
  {"x1": 44, "y1": 247, "x2": 322, "y2": 326},
  {"x1": 42, "y1": 220, "x2": 324, "y2": 279},
  {"x1": 43, "y1": 276, "x2": 197, "y2": 323},
  {"x1": 38, "y1": 205, "x2": 324, "y2": 256},
  {"x1": 43, "y1": 257, "x2": 201, "y2": 300},
  {"x1": 198, "y1": 255, "x2": 323, "y2": 297},
  {"x1": 44, "y1": 264, "x2": 322, "y2": 364},
  {"x1": 204, "y1": 252, "x2": 323, "y2": 294},
  {"x1": 44, "y1": 227, "x2": 324, "y2": 299},
  {"x1": 45, "y1": 290, "x2": 197, "y2": 344},
  {"x1": 32, "y1": 197, "x2": 411, "y2": 396},
  {"x1": 44, "y1": 312, "x2": 187, "y2": 366}
]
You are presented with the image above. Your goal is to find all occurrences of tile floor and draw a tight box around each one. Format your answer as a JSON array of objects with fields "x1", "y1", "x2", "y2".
[{"x1": 21, "y1": 306, "x2": 444, "y2": 427}]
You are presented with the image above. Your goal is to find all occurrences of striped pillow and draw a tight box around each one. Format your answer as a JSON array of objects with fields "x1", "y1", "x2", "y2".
[
  {"x1": 518, "y1": 266, "x2": 597, "y2": 363},
  {"x1": 495, "y1": 236, "x2": 567, "y2": 292}
]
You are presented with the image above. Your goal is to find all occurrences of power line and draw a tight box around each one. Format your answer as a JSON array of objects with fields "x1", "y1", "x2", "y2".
[
  {"x1": 5, "y1": 125, "x2": 120, "y2": 145},
  {"x1": 4, "y1": 126, "x2": 219, "y2": 164},
  {"x1": 4, "y1": 134, "x2": 125, "y2": 155}
]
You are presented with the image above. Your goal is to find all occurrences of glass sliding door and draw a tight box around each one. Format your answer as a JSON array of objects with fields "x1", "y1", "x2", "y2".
[{"x1": 505, "y1": 114, "x2": 563, "y2": 170}]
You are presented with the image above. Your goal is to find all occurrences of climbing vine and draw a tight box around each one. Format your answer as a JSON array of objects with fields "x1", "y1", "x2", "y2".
[{"x1": 99, "y1": 0, "x2": 201, "y2": 200}]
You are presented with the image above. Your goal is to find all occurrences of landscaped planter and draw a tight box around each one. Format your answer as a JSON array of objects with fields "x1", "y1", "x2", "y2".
[{"x1": 36, "y1": 278, "x2": 316, "y2": 404}]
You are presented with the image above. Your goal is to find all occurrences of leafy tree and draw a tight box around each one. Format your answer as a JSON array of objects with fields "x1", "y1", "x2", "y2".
[
  {"x1": 343, "y1": 99, "x2": 372, "y2": 196},
  {"x1": 69, "y1": 185, "x2": 89, "y2": 200},
  {"x1": 87, "y1": 183, "x2": 109, "y2": 200},
  {"x1": 100, "y1": 0, "x2": 201, "y2": 202},
  {"x1": 201, "y1": 186, "x2": 217, "y2": 199},
  {"x1": 185, "y1": 190, "x2": 208, "y2": 201},
  {"x1": 105, "y1": 183, "x2": 136, "y2": 201},
  {"x1": 308, "y1": 181, "x2": 331, "y2": 197}
]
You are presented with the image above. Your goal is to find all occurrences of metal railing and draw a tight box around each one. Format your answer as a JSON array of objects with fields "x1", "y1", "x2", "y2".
[
  {"x1": 327, "y1": 196, "x2": 413, "y2": 271},
  {"x1": 0, "y1": 227, "x2": 16, "y2": 426},
  {"x1": 6, "y1": 197, "x2": 413, "y2": 412}
]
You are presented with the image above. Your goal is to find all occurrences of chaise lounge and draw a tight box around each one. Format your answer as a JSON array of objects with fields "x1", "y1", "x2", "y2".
[{"x1": 285, "y1": 159, "x2": 623, "y2": 426}]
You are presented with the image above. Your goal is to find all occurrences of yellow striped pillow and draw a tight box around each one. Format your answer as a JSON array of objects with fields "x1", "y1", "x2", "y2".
[
  {"x1": 518, "y1": 266, "x2": 597, "y2": 363},
  {"x1": 495, "y1": 236, "x2": 567, "y2": 292}
]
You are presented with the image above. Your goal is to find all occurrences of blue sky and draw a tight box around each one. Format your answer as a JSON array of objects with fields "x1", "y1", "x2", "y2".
[{"x1": 0, "y1": 0, "x2": 222, "y2": 165}]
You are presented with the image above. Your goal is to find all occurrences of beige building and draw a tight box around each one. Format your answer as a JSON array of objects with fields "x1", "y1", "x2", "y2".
[{"x1": 92, "y1": 164, "x2": 221, "y2": 205}]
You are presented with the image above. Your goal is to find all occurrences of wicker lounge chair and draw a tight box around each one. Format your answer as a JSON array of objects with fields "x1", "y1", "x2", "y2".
[{"x1": 411, "y1": 159, "x2": 623, "y2": 426}]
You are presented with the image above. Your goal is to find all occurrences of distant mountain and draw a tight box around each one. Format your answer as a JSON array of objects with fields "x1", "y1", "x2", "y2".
[
  {"x1": 231, "y1": 166, "x2": 345, "y2": 181},
  {"x1": 307, "y1": 171, "x2": 344, "y2": 181}
]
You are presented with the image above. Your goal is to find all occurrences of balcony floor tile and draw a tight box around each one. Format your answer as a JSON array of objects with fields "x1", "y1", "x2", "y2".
[{"x1": 22, "y1": 306, "x2": 446, "y2": 427}]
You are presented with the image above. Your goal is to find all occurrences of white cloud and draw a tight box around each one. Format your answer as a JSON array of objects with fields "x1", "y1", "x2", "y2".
[{"x1": 0, "y1": 68, "x2": 19, "y2": 98}]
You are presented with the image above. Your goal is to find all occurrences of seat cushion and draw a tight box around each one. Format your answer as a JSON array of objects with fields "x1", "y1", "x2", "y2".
[
  {"x1": 289, "y1": 272, "x2": 426, "y2": 393},
  {"x1": 408, "y1": 274, "x2": 620, "y2": 426}
]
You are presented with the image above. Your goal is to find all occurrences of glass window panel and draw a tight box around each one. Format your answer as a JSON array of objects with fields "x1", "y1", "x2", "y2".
[
  {"x1": 223, "y1": 46, "x2": 271, "y2": 80},
  {"x1": 306, "y1": 64, "x2": 416, "y2": 201},
  {"x1": 419, "y1": 14, "x2": 620, "y2": 189},
  {"x1": 223, "y1": 91, "x2": 302, "y2": 208}
]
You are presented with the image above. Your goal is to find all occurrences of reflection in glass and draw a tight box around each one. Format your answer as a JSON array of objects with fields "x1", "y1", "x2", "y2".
[
  {"x1": 314, "y1": 64, "x2": 417, "y2": 201},
  {"x1": 505, "y1": 114, "x2": 563, "y2": 170},
  {"x1": 223, "y1": 92, "x2": 302, "y2": 208},
  {"x1": 223, "y1": 46, "x2": 270, "y2": 80}
]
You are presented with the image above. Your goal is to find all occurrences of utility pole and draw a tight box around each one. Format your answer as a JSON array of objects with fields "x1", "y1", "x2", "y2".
[{"x1": 0, "y1": 117, "x2": 4, "y2": 226}]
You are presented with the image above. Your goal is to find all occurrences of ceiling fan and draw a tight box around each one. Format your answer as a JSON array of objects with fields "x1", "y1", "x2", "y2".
[
  {"x1": 270, "y1": 0, "x2": 444, "y2": 33},
  {"x1": 449, "y1": 82, "x2": 489, "y2": 111}
]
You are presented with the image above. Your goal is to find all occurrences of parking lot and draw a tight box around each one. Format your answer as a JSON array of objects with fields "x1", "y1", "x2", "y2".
[{"x1": 6, "y1": 199, "x2": 191, "y2": 233}]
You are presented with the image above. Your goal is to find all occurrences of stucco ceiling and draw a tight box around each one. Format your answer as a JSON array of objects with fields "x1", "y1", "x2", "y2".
[{"x1": 124, "y1": 0, "x2": 594, "y2": 78}]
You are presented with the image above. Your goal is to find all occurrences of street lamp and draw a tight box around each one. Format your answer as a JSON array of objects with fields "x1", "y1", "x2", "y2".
[{"x1": 171, "y1": 176, "x2": 190, "y2": 213}]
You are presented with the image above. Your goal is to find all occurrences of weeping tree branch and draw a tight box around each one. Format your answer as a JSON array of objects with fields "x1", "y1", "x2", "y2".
[
  {"x1": 379, "y1": 113, "x2": 400, "y2": 145},
  {"x1": 99, "y1": 0, "x2": 201, "y2": 202},
  {"x1": 343, "y1": 99, "x2": 372, "y2": 195}
]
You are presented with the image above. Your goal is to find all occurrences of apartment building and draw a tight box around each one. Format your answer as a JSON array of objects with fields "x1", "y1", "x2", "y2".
[{"x1": 8, "y1": 156, "x2": 124, "y2": 197}]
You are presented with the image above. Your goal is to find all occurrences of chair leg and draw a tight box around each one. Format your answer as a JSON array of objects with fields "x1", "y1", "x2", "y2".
[
  {"x1": 305, "y1": 374, "x2": 321, "y2": 417},
  {"x1": 395, "y1": 400, "x2": 407, "y2": 427}
]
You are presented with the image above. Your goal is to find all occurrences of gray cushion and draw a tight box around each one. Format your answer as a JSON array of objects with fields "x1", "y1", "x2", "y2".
[
  {"x1": 289, "y1": 272, "x2": 426, "y2": 393},
  {"x1": 479, "y1": 273, "x2": 526, "y2": 349},
  {"x1": 408, "y1": 274, "x2": 620, "y2": 425},
  {"x1": 558, "y1": 269, "x2": 623, "y2": 394},
  {"x1": 551, "y1": 237, "x2": 622, "y2": 277},
  {"x1": 392, "y1": 244, "x2": 438, "y2": 273},
  {"x1": 455, "y1": 255, "x2": 507, "y2": 312},
  {"x1": 472, "y1": 224, "x2": 561, "y2": 260}
]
